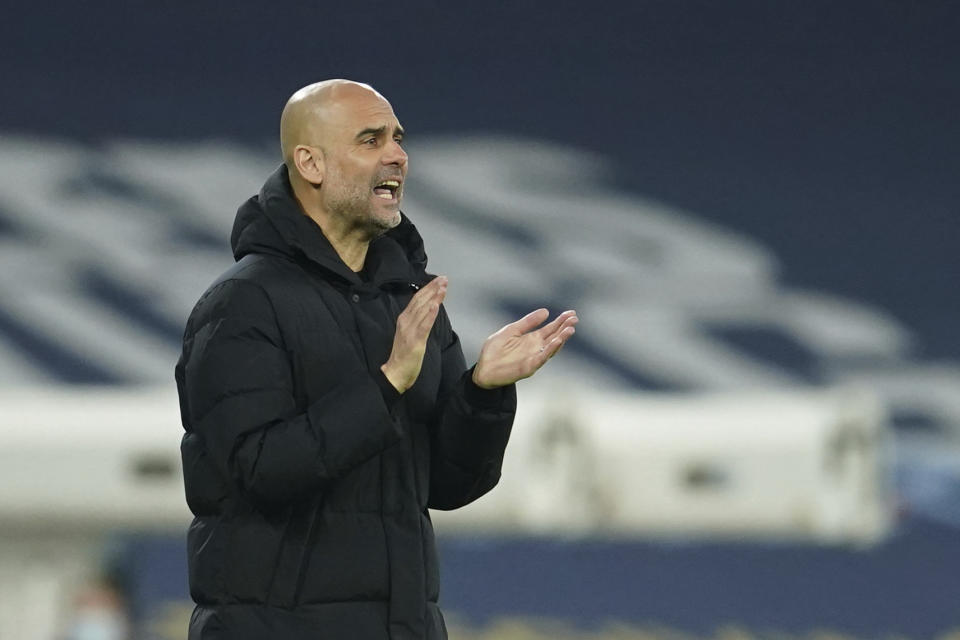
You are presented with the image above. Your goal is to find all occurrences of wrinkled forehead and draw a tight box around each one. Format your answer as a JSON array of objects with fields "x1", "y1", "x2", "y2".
[{"x1": 316, "y1": 87, "x2": 400, "y2": 141}]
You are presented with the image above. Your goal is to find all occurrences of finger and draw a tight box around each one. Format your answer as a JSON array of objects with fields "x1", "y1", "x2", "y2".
[
  {"x1": 537, "y1": 326, "x2": 575, "y2": 364},
  {"x1": 533, "y1": 318, "x2": 576, "y2": 354},
  {"x1": 403, "y1": 276, "x2": 447, "y2": 319},
  {"x1": 551, "y1": 326, "x2": 576, "y2": 355},
  {"x1": 416, "y1": 284, "x2": 446, "y2": 328},
  {"x1": 405, "y1": 296, "x2": 444, "y2": 339},
  {"x1": 415, "y1": 277, "x2": 447, "y2": 308},
  {"x1": 533, "y1": 337, "x2": 563, "y2": 369},
  {"x1": 417, "y1": 300, "x2": 443, "y2": 337},
  {"x1": 418, "y1": 286, "x2": 447, "y2": 326},
  {"x1": 401, "y1": 286, "x2": 432, "y2": 319},
  {"x1": 507, "y1": 308, "x2": 550, "y2": 335},
  {"x1": 533, "y1": 310, "x2": 572, "y2": 340},
  {"x1": 544, "y1": 316, "x2": 578, "y2": 343},
  {"x1": 536, "y1": 310, "x2": 578, "y2": 341}
]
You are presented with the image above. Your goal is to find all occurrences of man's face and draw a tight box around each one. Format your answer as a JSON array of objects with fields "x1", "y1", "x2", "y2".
[{"x1": 319, "y1": 90, "x2": 408, "y2": 236}]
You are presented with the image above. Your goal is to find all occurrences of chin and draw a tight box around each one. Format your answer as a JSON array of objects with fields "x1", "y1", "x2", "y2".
[
  {"x1": 380, "y1": 210, "x2": 402, "y2": 229},
  {"x1": 367, "y1": 210, "x2": 402, "y2": 238}
]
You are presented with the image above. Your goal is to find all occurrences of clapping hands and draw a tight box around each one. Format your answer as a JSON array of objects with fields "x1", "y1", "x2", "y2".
[{"x1": 382, "y1": 276, "x2": 578, "y2": 393}]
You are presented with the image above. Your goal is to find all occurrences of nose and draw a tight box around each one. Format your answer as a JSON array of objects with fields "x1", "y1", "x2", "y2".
[{"x1": 382, "y1": 139, "x2": 408, "y2": 168}]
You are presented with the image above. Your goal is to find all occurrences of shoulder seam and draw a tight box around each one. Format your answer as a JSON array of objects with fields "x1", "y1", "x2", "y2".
[{"x1": 196, "y1": 277, "x2": 285, "y2": 345}]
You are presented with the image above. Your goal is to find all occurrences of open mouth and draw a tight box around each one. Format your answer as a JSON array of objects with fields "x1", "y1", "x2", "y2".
[{"x1": 373, "y1": 179, "x2": 401, "y2": 200}]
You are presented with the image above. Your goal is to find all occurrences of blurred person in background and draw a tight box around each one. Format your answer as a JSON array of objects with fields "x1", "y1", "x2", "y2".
[
  {"x1": 175, "y1": 79, "x2": 577, "y2": 640},
  {"x1": 62, "y1": 572, "x2": 131, "y2": 640}
]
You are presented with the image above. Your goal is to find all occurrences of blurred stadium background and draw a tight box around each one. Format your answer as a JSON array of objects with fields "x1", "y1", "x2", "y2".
[{"x1": 2, "y1": 2, "x2": 959, "y2": 639}]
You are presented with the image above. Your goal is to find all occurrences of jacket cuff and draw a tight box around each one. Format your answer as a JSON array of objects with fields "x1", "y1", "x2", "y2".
[
  {"x1": 373, "y1": 366, "x2": 402, "y2": 409},
  {"x1": 464, "y1": 365, "x2": 511, "y2": 409}
]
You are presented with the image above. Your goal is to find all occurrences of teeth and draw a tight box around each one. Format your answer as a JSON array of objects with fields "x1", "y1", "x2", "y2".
[
  {"x1": 378, "y1": 180, "x2": 400, "y2": 188},
  {"x1": 376, "y1": 193, "x2": 393, "y2": 200}
]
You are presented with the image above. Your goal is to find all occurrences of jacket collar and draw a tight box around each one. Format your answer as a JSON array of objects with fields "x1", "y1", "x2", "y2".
[{"x1": 231, "y1": 165, "x2": 428, "y2": 288}]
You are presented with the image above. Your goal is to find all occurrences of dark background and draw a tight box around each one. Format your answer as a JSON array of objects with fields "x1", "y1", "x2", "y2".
[{"x1": 4, "y1": 1, "x2": 958, "y2": 359}]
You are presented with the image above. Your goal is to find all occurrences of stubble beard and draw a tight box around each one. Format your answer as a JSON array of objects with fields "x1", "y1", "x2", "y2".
[{"x1": 326, "y1": 172, "x2": 400, "y2": 239}]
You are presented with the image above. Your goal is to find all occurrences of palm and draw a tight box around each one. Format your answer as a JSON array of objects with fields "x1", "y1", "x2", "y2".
[{"x1": 472, "y1": 309, "x2": 578, "y2": 389}]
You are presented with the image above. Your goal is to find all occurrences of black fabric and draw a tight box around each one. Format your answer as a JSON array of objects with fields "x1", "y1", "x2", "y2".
[{"x1": 176, "y1": 165, "x2": 517, "y2": 640}]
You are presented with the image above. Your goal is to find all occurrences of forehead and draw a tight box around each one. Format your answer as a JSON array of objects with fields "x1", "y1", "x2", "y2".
[{"x1": 321, "y1": 88, "x2": 400, "y2": 139}]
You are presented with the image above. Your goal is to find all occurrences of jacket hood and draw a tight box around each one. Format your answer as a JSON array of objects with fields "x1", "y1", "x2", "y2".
[{"x1": 230, "y1": 165, "x2": 430, "y2": 287}]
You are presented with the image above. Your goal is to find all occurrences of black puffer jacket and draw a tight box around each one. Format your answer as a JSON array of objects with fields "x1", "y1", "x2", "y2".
[{"x1": 175, "y1": 165, "x2": 516, "y2": 640}]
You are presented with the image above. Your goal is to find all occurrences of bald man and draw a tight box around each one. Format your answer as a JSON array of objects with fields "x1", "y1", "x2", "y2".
[{"x1": 176, "y1": 80, "x2": 577, "y2": 640}]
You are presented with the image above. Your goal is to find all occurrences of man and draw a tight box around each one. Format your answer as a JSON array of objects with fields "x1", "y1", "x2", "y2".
[{"x1": 175, "y1": 79, "x2": 578, "y2": 640}]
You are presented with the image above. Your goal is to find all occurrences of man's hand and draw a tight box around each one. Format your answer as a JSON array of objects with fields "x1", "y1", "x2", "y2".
[
  {"x1": 381, "y1": 276, "x2": 448, "y2": 393},
  {"x1": 472, "y1": 309, "x2": 578, "y2": 389}
]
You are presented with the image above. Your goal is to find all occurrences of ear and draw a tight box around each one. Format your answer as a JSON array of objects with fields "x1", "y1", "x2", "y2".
[{"x1": 293, "y1": 145, "x2": 325, "y2": 186}]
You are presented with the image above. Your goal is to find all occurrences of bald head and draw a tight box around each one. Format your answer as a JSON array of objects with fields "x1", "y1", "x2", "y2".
[
  {"x1": 279, "y1": 79, "x2": 391, "y2": 169},
  {"x1": 275, "y1": 78, "x2": 408, "y2": 253}
]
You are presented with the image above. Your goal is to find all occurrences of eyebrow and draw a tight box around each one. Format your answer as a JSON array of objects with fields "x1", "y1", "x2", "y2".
[{"x1": 355, "y1": 125, "x2": 405, "y2": 141}]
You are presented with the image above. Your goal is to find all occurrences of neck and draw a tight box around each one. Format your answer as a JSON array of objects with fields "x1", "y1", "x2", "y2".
[{"x1": 291, "y1": 181, "x2": 370, "y2": 272}]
